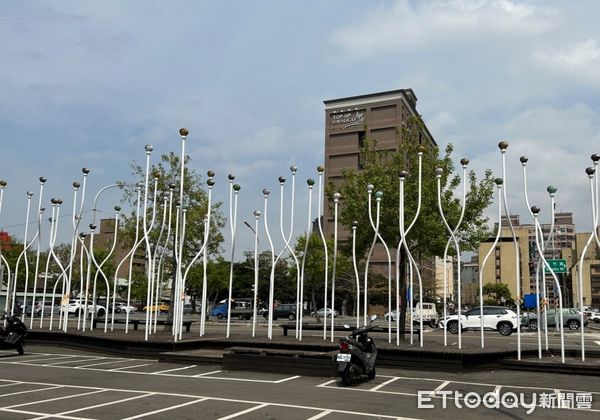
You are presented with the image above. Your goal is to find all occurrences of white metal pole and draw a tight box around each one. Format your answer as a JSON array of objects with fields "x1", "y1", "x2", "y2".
[
  {"x1": 252, "y1": 210, "x2": 261, "y2": 337},
  {"x1": 299, "y1": 179, "x2": 314, "y2": 341},
  {"x1": 478, "y1": 179, "x2": 504, "y2": 348},
  {"x1": 316, "y1": 166, "x2": 329, "y2": 340},
  {"x1": 263, "y1": 189, "x2": 276, "y2": 339}
]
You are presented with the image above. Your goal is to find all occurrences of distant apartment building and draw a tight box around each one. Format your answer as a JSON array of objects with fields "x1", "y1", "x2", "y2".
[
  {"x1": 478, "y1": 213, "x2": 599, "y2": 308},
  {"x1": 460, "y1": 255, "x2": 479, "y2": 305}
]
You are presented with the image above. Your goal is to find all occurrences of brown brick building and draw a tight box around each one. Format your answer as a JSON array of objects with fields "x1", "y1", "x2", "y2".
[{"x1": 322, "y1": 89, "x2": 437, "y2": 291}]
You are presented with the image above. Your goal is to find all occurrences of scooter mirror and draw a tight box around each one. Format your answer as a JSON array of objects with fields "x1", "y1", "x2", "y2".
[
  {"x1": 343, "y1": 324, "x2": 350, "y2": 329},
  {"x1": 370, "y1": 314, "x2": 378, "y2": 321}
]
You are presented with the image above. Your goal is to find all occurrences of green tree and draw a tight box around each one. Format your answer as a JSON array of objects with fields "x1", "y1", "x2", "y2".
[
  {"x1": 482, "y1": 282, "x2": 512, "y2": 306},
  {"x1": 292, "y1": 233, "x2": 354, "y2": 321},
  {"x1": 330, "y1": 116, "x2": 494, "y2": 335},
  {"x1": 120, "y1": 152, "x2": 225, "y2": 323}
]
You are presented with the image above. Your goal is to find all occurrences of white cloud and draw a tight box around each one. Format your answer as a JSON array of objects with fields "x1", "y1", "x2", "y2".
[
  {"x1": 532, "y1": 38, "x2": 600, "y2": 85},
  {"x1": 464, "y1": 103, "x2": 600, "y2": 231},
  {"x1": 331, "y1": 0, "x2": 559, "y2": 56}
]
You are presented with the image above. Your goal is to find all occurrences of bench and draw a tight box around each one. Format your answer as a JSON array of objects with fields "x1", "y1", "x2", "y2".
[
  {"x1": 92, "y1": 319, "x2": 194, "y2": 332},
  {"x1": 280, "y1": 323, "x2": 421, "y2": 340}
]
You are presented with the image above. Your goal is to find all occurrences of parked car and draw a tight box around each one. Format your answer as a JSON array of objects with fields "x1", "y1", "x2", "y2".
[
  {"x1": 262, "y1": 303, "x2": 297, "y2": 321},
  {"x1": 66, "y1": 299, "x2": 106, "y2": 317},
  {"x1": 113, "y1": 302, "x2": 137, "y2": 314},
  {"x1": 583, "y1": 310, "x2": 600, "y2": 323},
  {"x1": 438, "y1": 306, "x2": 518, "y2": 336},
  {"x1": 522, "y1": 308, "x2": 589, "y2": 330},
  {"x1": 34, "y1": 301, "x2": 58, "y2": 316},
  {"x1": 384, "y1": 302, "x2": 439, "y2": 327},
  {"x1": 143, "y1": 303, "x2": 170, "y2": 312},
  {"x1": 311, "y1": 308, "x2": 339, "y2": 317}
]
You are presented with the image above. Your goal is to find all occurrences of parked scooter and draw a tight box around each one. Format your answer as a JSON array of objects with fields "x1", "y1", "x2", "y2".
[
  {"x1": 337, "y1": 314, "x2": 378, "y2": 386},
  {"x1": 0, "y1": 312, "x2": 28, "y2": 355}
]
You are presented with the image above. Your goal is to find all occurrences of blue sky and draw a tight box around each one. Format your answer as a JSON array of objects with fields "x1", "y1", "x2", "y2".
[{"x1": 1, "y1": 0, "x2": 599, "y2": 256}]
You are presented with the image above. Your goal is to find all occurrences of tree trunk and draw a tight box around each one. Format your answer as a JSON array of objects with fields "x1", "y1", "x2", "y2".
[
  {"x1": 341, "y1": 294, "x2": 348, "y2": 316},
  {"x1": 311, "y1": 282, "x2": 321, "y2": 323}
]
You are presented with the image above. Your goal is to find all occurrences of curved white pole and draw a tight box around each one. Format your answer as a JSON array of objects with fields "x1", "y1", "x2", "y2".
[
  {"x1": 499, "y1": 143, "x2": 522, "y2": 361},
  {"x1": 330, "y1": 193, "x2": 340, "y2": 342},
  {"x1": 258, "y1": 190, "x2": 274, "y2": 339},
  {"x1": 533, "y1": 209, "x2": 565, "y2": 363},
  {"x1": 316, "y1": 167, "x2": 329, "y2": 340},
  {"x1": 299, "y1": 179, "x2": 314, "y2": 341},
  {"x1": 351, "y1": 221, "x2": 360, "y2": 329},
  {"x1": 29, "y1": 177, "x2": 46, "y2": 329},
  {"x1": 226, "y1": 177, "x2": 239, "y2": 338},
  {"x1": 478, "y1": 180, "x2": 503, "y2": 348},
  {"x1": 252, "y1": 210, "x2": 261, "y2": 337},
  {"x1": 12, "y1": 192, "x2": 34, "y2": 318}
]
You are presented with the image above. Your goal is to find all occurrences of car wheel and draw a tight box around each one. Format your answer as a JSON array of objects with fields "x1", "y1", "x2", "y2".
[
  {"x1": 528, "y1": 320, "x2": 538, "y2": 330},
  {"x1": 594, "y1": 318, "x2": 600, "y2": 323},
  {"x1": 567, "y1": 319, "x2": 580, "y2": 330},
  {"x1": 447, "y1": 321, "x2": 459, "y2": 334},
  {"x1": 497, "y1": 322, "x2": 513, "y2": 336},
  {"x1": 216, "y1": 313, "x2": 223, "y2": 320},
  {"x1": 97, "y1": 309, "x2": 105, "y2": 317},
  {"x1": 384, "y1": 315, "x2": 389, "y2": 321},
  {"x1": 288, "y1": 313, "x2": 296, "y2": 321}
]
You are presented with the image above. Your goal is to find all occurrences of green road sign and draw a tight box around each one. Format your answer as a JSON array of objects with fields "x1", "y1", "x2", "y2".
[{"x1": 545, "y1": 259, "x2": 567, "y2": 273}]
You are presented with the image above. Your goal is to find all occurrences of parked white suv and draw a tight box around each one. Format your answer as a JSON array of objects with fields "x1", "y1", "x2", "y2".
[
  {"x1": 66, "y1": 300, "x2": 106, "y2": 317},
  {"x1": 439, "y1": 306, "x2": 517, "y2": 336}
]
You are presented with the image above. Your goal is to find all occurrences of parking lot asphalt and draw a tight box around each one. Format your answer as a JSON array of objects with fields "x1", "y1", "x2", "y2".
[{"x1": 1, "y1": 345, "x2": 599, "y2": 419}]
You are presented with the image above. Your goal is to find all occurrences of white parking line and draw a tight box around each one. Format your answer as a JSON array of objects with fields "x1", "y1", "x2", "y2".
[
  {"x1": 109, "y1": 363, "x2": 151, "y2": 371},
  {"x1": 317, "y1": 377, "x2": 600, "y2": 413},
  {"x1": 4, "y1": 389, "x2": 108, "y2": 409},
  {"x1": 307, "y1": 410, "x2": 332, "y2": 420},
  {"x1": 75, "y1": 359, "x2": 132, "y2": 368},
  {"x1": 216, "y1": 403, "x2": 268, "y2": 420},
  {"x1": 316, "y1": 379, "x2": 336, "y2": 387},
  {"x1": 29, "y1": 392, "x2": 154, "y2": 420},
  {"x1": 44, "y1": 357, "x2": 106, "y2": 366},
  {"x1": 275, "y1": 375, "x2": 301, "y2": 383},
  {"x1": 193, "y1": 370, "x2": 222, "y2": 377},
  {"x1": 0, "y1": 407, "x2": 95, "y2": 420},
  {"x1": 370, "y1": 377, "x2": 400, "y2": 392},
  {"x1": 18, "y1": 355, "x2": 74, "y2": 364},
  {"x1": 0, "y1": 379, "x2": 415, "y2": 419},
  {"x1": 121, "y1": 398, "x2": 208, "y2": 419},
  {"x1": 0, "y1": 381, "x2": 22, "y2": 388},
  {"x1": 0, "y1": 386, "x2": 63, "y2": 398},
  {"x1": 432, "y1": 381, "x2": 450, "y2": 396},
  {"x1": 152, "y1": 365, "x2": 197, "y2": 374}
]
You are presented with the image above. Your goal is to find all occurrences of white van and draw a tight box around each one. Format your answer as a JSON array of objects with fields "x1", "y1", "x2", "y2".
[
  {"x1": 410, "y1": 302, "x2": 439, "y2": 327},
  {"x1": 384, "y1": 302, "x2": 439, "y2": 327}
]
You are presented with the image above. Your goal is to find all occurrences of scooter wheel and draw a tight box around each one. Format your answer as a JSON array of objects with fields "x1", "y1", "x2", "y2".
[
  {"x1": 342, "y1": 364, "x2": 356, "y2": 386},
  {"x1": 367, "y1": 367, "x2": 376, "y2": 380},
  {"x1": 341, "y1": 365, "x2": 353, "y2": 386}
]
